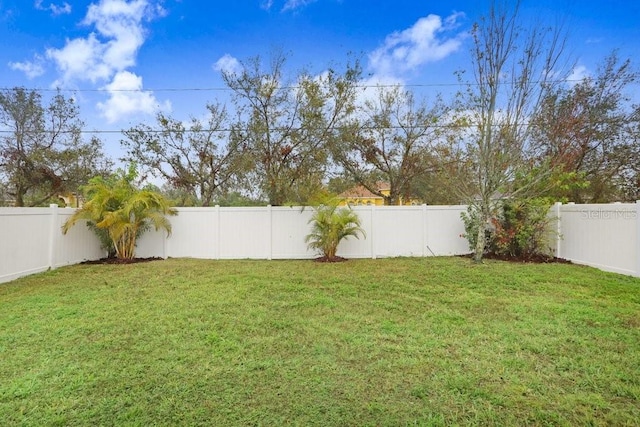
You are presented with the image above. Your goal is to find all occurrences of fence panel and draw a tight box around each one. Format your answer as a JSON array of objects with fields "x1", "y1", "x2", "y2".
[
  {"x1": 557, "y1": 203, "x2": 637, "y2": 276},
  {"x1": 168, "y1": 207, "x2": 218, "y2": 259},
  {"x1": 54, "y1": 208, "x2": 104, "y2": 267},
  {"x1": 370, "y1": 206, "x2": 425, "y2": 257},
  {"x1": 335, "y1": 206, "x2": 374, "y2": 258},
  {"x1": 271, "y1": 207, "x2": 315, "y2": 259},
  {"x1": 1, "y1": 206, "x2": 103, "y2": 283},
  {"x1": 1, "y1": 208, "x2": 52, "y2": 282},
  {"x1": 425, "y1": 206, "x2": 470, "y2": 256},
  {"x1": 218, "y1": 207, "x2": 271, "y2": 259}
]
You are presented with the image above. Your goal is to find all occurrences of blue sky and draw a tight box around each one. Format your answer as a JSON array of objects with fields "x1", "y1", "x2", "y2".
[{"x1": 1, "y1": 0, "x2": 639, "y2": 158}]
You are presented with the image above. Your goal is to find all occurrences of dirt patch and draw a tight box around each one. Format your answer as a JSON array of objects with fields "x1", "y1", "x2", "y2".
[
  {"x1": 460, "y1": 253, "x2": 572, "y2": 264},
  {"x1": 313, "y1": 256, "x2": 348, "y2": 263},
  {"x1": 80, "y1": 257, "x2": 164, "y2": 265}
]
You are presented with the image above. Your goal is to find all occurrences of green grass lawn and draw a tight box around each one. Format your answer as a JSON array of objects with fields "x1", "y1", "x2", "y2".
[{"x1": 1, "y1": 257, "x2": 639, "y2": 426}]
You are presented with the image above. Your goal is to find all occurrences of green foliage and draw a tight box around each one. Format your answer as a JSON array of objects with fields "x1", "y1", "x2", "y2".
[
  {"x1": 305, "y1": 199, "x2": 365, "y2": 260},
  {"x1": 462, "y1": 198, "x2": 553, "y2": 259},
  {"x1": 332, "y1": 86, "x2": 445, "y2": 205},
  {"x1": 531, "y1": 52, "x2": 640, "y2": 202},
  {"x1": 87, "y1": 222, "x2": 116, "y2": 258},
  {"x1": 0, "y1": 88, "x2": 112, "y2": 207},
  {"x1": 63, "y1": 164, "x2": 177, "y2": 260},
  {"x1": 122, "y1": 104, "x2": 245, "y2": 207},
  {"x1": 222, "y1": 52, "x2": 361, "y2": 206},
  {"x1": 489, "y1": 198, "x2": 553, "y2": 258}
]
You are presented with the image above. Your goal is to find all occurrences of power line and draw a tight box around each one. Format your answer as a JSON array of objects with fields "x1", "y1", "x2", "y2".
[
  {"x1": 0, "y1": 120, "x2": 628, "y2": 135},
  {"x1": 0, "y1": 77, "x2": 623, "y2": 94}
]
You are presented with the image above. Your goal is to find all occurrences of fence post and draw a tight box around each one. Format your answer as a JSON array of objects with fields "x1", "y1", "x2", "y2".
[
  {"x1": 48, "y1": 203, "x2": 59, "y2": 270},
  {"x1": 371, "y1": 204, "x2": 376, "y2": 259},
  {"x1": 636, "y1": 201, "x2": 640, "y2": 277},
  {"x1": 215, "y1": 205, "x2": 221, "y2": 260},
  {"x1": 422, "y1": 204, "x2": 428, "y2": 257},
  {"x1": 268, "y1": 205, "x2": 273, "y2": 260},
  {"x1": 554, "y1": 202, "x2": 562, "y2": 259}
]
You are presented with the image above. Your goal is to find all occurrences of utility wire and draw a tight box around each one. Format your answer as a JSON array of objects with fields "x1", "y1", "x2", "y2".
[
  {"x1": 0, "y1": 77, "x2": 626, "y2": 94},
  {"x1": 0, "y1": 120, "x2": 628, "y2": 135}
]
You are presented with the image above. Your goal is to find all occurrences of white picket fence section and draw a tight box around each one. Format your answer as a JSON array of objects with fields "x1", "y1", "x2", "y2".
[{"x1": 1, "y1": 202, "x2": 639, "y2": 284}]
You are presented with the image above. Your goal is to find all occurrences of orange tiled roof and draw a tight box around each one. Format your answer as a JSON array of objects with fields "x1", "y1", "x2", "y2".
[{"x1": 339, "y1": 182, "x2": 389, "y2": 199}]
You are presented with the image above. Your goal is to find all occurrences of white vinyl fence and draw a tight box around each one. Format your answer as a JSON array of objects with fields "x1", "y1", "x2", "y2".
[
  {"x1": 134, "y1": 205, "x2": 470, "y2": 260},
  {"x1": 0, "y1": 205, "x2": 104, "y2": 283},
  {"x1": 549, "y1": 202, "x2": 640, "y2": 277},
  {"x1": 1, "y1": 202, "x2": 639, "y2": 284}
]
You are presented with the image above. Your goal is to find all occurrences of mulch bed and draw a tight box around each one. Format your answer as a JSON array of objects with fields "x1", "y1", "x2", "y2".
[
  {"x1": 313, "y1": 256, "x2": 348, "y2": 263},
  {"x1": 80, "y1": 257, "x2": 164, "y2": 265},
  {"x1": 81, "y1": 254, "x2": 570, "y2": 265},
  {"x1": 460, "y1": 253, "x2": 572, "y2": 264}
]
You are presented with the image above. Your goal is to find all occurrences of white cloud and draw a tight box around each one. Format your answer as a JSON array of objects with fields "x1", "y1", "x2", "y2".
[
  {"x1": 97, "y1": 71, "x2": 171, "y2": 123},
  {"x1": 368, "y1": 13, "x2": 465, "y2": 80},
  {"x1": 45, "y1": 0, "x2": 158, "y2": 85},
  {"x1": 9, "y1": 55, "x2": 45, "y2": 78},
  {"x1": 282, "y1": 0, "x2": 317, "y2": 12},
  {"x1": 260, "y1": 0, "x2": 317, "y2": 12},
  {"x1": 213, "y1": 54, "x2": 243, "y2": 75},
  {"x1": 47, "y1": 33, "x2": 111, "y2": 84},
  {"x1": 35, "y1": 0, "x2": 72, "y2": 16}
]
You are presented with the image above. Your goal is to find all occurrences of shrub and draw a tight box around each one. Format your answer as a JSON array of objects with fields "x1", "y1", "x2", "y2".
[
  {"x1": 462, "y1": 198, "x2": 553, "y2": 259},
  {"x1": 305, "y1": 202, "x2": 365, "y2": 261},
  {"x1": 63, "y1": 164, "x2": 177, "y2": 260}
]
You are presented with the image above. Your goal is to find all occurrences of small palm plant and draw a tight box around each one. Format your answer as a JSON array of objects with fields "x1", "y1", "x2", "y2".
[
  {"x1": 305, "y1": 201, "x2": 365, "y2": 261},
  {"x1": 62, "y1": 164, "x2": 177, "y2": 260}
]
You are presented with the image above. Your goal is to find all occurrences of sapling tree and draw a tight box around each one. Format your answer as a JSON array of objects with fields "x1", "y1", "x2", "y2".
[{"x1": 451, "y1": 1, "x2": 569, "y2": 262}]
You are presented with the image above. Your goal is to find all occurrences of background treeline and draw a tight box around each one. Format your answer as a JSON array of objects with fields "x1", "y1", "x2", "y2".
[{"x1": 2, "y1": 5, "x2": 639, "y2": 212}]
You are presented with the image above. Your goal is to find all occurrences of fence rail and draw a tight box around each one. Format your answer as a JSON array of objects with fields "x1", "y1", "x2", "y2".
[{"x1": 1, "y1": 202, "x2": 639, "y2": 284}]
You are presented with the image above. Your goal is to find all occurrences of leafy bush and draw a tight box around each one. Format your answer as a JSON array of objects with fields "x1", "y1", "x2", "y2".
[{"x1": 462, "y1": 198, "x2": 553, "y2": 259}]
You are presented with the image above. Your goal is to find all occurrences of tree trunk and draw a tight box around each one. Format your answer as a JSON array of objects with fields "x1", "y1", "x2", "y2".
[{"x1": 473, "y1": 214, "x2": 486, "y2": 263}]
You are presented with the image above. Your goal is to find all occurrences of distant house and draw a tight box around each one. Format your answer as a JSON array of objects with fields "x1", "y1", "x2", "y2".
[
  {"x1": 59, "y1": 192, "x2": 83, "y2": 208},
  {"x1": 338, "y1": 182, "x2": 421, "y2": 206},
  {"x1": 339, "y1": 183, "x2": 385, "y2": 206}
]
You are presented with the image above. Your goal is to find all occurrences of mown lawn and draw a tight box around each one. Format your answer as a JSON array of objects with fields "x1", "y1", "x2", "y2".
[{"x1": 0, "y1": 257, "x2": 638, "y2": 426}]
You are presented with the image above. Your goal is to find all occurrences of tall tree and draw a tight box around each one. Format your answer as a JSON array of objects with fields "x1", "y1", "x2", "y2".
[
  {"x1": 122, "y1": 103, "x2": 246, "y2": 206},
  {"x1": 0, "y1": 88, "x2": 111, "y2": 207},
  {"x1": 333, "y1": 86, "x2": 446, "y2": 205},
  {"x1": 222, "y1": 53, "x2": 360, "y2": 205},
  {"x1": 451, "y1": 1, "x2": 568, "y2": 262},
  {"x1": 531, "y1": 52, "x2": 639, "y2": 202}
]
